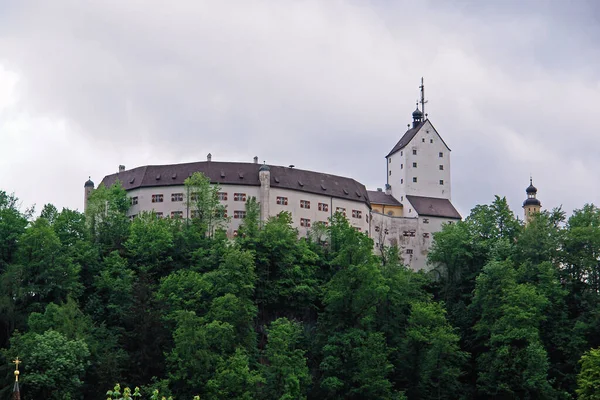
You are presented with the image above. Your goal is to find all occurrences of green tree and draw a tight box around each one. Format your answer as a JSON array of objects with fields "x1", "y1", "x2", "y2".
[
  {"x1": 577, "y1": 347, "x2": 600, "y2": 400},
  {"x1": 0, "y1": 191, "x2": 29, "y2": 270},
  {"x1": 6, "y1": 329, "x2": 90, "y2": 399},
  {"x1": 185, "y1": 172, "x2": 228, "y2": 237},
  {"x1": 206, "y1": 348, "x2": 264, "y2": 400},
  {"x1": 85, "y1": 181, "x2": 130, "y2": 254},
  {"x1": 263, "y1": 318, "x2": 310, "y2": 400}
]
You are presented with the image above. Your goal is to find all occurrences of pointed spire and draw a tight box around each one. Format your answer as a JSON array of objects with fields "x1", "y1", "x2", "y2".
[{"x1": 12, "y1": 357, "x2": 21, "y2": 400}]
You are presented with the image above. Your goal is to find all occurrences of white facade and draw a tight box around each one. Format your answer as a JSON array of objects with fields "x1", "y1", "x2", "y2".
[
  {"x1": 123, "y1": 177, "x2": 370, "y2": 238},
  {"x1": 386, "y1": 120, "x2": 451, "y2": 202}
]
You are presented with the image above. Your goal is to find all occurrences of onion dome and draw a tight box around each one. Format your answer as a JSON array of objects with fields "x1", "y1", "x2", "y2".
[
  {"x1": 258, "y1": 163, "x2": 270, "y2": 172},
  {"x1": 526, "y1": 179, "x2": 537, "y2": 194},
  {"x1": 523, "y1": 197, "x2": 541, "y2": 207},
  {"x1": 412, "y1": 106, "x2": 423, "y2": 120},
  {"x1": 84, "y1": 177, "x2": 94, "y2": 188}
]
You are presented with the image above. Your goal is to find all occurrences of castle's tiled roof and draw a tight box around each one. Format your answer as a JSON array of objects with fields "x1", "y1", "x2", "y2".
[
  {"x1": 100, "y1": 161, "x2": 371, "y2": 206},
  {"x1": 406, "y1": 195, "x2": 461, "y2": 219},
  {"x1": 367, "y1": 190, "x2": 402, "y2": 207},
  {"x1": 386, "y1": 122, "x2": 424, "y2": 158}
]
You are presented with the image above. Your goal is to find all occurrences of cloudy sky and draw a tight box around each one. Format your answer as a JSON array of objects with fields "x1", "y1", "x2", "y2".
[{"x1": 1, "y1": 0, "x2": 599, "y2": 219}]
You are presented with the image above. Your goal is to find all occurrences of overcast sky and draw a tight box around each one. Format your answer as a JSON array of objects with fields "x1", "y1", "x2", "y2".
[{"x1": 1, "y1": 0, "x2": 599, "y2": 219}]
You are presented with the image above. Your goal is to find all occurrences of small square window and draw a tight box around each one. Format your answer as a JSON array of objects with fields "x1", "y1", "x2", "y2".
[
  {"x1": 352, "y1": 210, "x2": 362, "y2": 219},
  {"x1": 413, "y1": 177, "x2": 417, "y2": 183},
  {"x1": 131, "y1": 196, "x2": 138, "y2": 205},
  {"x1": 277, "y1": 196, "x2": 288, "y2": 205},
  {"x1": 439, "y1": 152, "x2": 443, "y2": 158},
  {"x1": 318, "y1": 203, "x2": 329, "y2": 212},
  {"x1": 423, "y1": 218, "x2": 429, "y2": 224},
  {"x1": 300, "y1": 200, "x2": 310, "y2": 209},
  {"x1": 413, "y1": 162, "x2": 417, "y2": 168},
  {"x1": 439, "y1": 180, "x2": 444, "y2": 185},
  {"x1": 413, "y1": 149, "x2": 417, "y2": 155},
  {"x1": 439, "y1": 165, "x2": 444, "y2": 170},
  {"x1": 430, "y1": 139, "x2": 433, "y2": 143},
  {"x1": 336, "y1": 207, "x2": 347, "y2": 217},
  {"x1": 155, "y1": 212, "x2": 164, "y2": 218},
  {"x1": 422, "y1": 138, "x2": 425, "y2": 142},
  {"x1": 234, "y1": 210, "x2": 246, "y2": 219},
  {"x1": 300, "y1": 218, "x2": 311, "y2": 227},
  {"x1": 406, "y1": 249, "x2": 413, "y2": 255},
  {"x1": 152, "y1": 194, "x2": 164, "y2": 203},
  {"x1": 170, "y1": 211, "x2": 183, "y2": 218},
  {"x1": 234, "y1": 193, "x2": 247, "y2": 202},
  {"x1": 171, "y1": 193, "x2": 184, "y2": 202},
  {"x1": 217, "y1": 192, "x2": 228, "y2": 201},
  {"x1": 423, "y1": 232, "x2": 430, "y2": 238}
]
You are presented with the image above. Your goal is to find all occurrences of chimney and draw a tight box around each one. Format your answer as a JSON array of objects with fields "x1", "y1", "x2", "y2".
[
  {"x1": 118, "y1": 165, "x2": 125, "y2": 173},
  {"x1": 207, "y1": 153, "x2": 212, "y2": 162},
  {"x1": 254, "y1": 156, "x2": 258, "y2": 164}
]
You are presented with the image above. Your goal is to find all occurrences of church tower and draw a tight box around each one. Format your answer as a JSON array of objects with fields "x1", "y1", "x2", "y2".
[
  {"x1": 523, "y1": 177, "x2": 541, "y2": 224},
  {"x1": 84, "y1": 177, "x2": 94, "y2": 212}
]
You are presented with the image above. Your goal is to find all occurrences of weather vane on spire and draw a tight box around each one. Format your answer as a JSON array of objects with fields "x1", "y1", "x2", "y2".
[{"x1": 419, "y1": 77, "x2": 428, "y2": 118}]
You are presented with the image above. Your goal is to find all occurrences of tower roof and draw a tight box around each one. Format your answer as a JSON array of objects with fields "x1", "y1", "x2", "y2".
[
  {"x1": 526, "y1": 177, "x2": 537, "y2": 194},
  {"x1": 412, "y1": 106, "x2": 423, "y2": 119},
  {"x1": 84, "y1": 177, "x2": 94, "y2": 188}
]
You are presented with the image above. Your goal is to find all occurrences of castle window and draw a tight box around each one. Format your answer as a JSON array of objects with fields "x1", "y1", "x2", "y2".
[
  {"x1": 401, "y1": 151, "x2": 403, "y2": 156},
  {"x1": 423, "y1": 233, "x2": 430, "y2": 238},
  {"x1": 439, "y1": 165, "x2": 444, "y2": 170},
  {"x1": 430, "y1": 139, "x2": 433, "y2": 143},
  {"x1": 217, "y1": 192, "x2": 228, "y2": 201},
  {"x1": 375, "y1": 226, "x2": 380, "y2": 232},
  {"x1": 413, "y1": 177, "x2": 417, "y2": 183},
  {"x1": 336, "y1": 207, "x2": 347, "y2": 217},
  {"x1": 233, "y1": 230, "x2": 238, "y2": 237},
  {"x1": 439, "y1": 152, "x2": 443, "y2": 157},
  {"x1": 439, "y1": 180, "x2": 444, "y2": 185},
  {"x1": 389, "y1": 170, "x2": 392, "y2": 176},
  {"x1": 131, "y1": 196, "x2": 138, "y2": 205},
  {"x1": 171, "y1": 193, "x2": 184, "y2": 202},
  {"x1": 423, "y1": 218, "x2": 429, "y2": 224},
  {"x1": 401, "y1": 196, "x2": 403, "y2": 201},
  {"x1": 413, "y1": 149, "x2": 417, "y2": 155},
  {"x1": 401, "y1": 179, "x2": 404, "y2": 184},
  {"x1": 300, "y1": 200, "x2": 311, "y2": 209},
  {"x1": 152, "y1": 194, "x2": 164, "y2": 203},
  {"x1": 401, "y1": 164, "x2": 403, "y2": 169},
  {"x1": 389, "y1": 158, "x2": 391, "y2": 163},
  {"x1": 422, "y1": 138, "x2": 425, "y2": 142},
  {"x1": 406, "y1": 249, "x2": 413, "y2": 255},
  {"x1": 234, "y1": 210, "x2": 246, "y2": 219},
  {"x1": 413, "y1": 162, "x2": 417, "y2": 168},
  {"x1": 170, "y1": 211, "x2": 183, "y2": 218},
  {"x1": 300, "y1": 218, "x2": 311, "y2": 227},
  {"x1": 155, "y1": 212, "x2": 164, "y2": 218},
  {"x1": 234, "y1": 193, "x2": 247, "y2": 202},
  {"x1": 352, "y1": 210, "x2": 362, "y2": 219},
  {"x1": 215, "y1": 209, "x2": 228, "y2": 218},
  {"x1": 277, "y1": 196, "x2": 288, "y2": 205},
  {"x1": 318, "y1": 203, "x2": 329, "y2": 212}
]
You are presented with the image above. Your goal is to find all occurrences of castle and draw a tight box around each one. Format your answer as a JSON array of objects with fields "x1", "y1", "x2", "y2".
[{"x1": 86, "y1": 86, "x2": 544, "y2": 271}]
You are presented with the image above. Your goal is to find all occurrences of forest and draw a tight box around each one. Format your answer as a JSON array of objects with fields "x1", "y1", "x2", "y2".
[{"x1": 1, "y1": 172, "x2": 600, "y2": 399}]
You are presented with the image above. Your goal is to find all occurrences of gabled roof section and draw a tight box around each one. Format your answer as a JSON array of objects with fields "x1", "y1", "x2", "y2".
[
  {"x1": 386, "y1": 122, "x2": 424, "y2": 158},
  {"x1": 406, "y1": 195, "x2": 461, "y2": 219},
  {"x1": 386, "y1": 119, "x2": 451, "y2": 158},
  {"x1": 99, "y1": 161, "x2": 371, "y2": 206},
  {"x1": 367, "y1": 190, "x2": 402, "y2": 207}
]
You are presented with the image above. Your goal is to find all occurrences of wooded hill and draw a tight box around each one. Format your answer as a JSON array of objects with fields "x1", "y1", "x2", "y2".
[{"x1": 0, "y1": 173, "x2": 599, "y2": 399}]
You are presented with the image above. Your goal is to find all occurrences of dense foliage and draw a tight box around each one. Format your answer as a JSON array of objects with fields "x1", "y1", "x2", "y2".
[{"x1": 1, "y1": 180, "x2": 600, "y2": 399}]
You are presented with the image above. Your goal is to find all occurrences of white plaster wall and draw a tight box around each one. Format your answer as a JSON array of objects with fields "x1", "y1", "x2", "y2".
[
  {"x1": 268, "y1": 188, "x2": 370, "y2": 236},
  {"x1": 125, "y1": 183, "x2": 370, "y2": 238}
]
